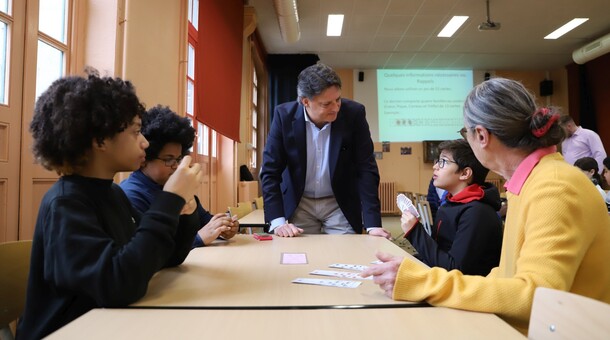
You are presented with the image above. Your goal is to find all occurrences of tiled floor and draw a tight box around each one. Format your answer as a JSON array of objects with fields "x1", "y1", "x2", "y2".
[{"x1": 382, "y1": 216, "x2": 418, "y2": 256}]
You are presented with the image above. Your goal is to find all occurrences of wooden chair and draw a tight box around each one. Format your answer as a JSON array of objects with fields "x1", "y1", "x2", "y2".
[
  {"x1": 254, "y1": 196, "x2": 264, "y2": 210},
  {"x1": 528, "y1": 287, "x2": 610, "y2": 339},
  {"x1": 0, "y1": 240, "x2": 33, "y2": 340},
  {"x1": 416, "y1": 200, "x2": 433, "y2": 236},
  {"x1": 228, "y1": 203, "x2": 254, "y2": 234}
]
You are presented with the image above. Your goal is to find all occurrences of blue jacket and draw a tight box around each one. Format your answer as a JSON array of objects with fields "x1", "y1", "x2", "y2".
[
  {"x1": 259, "y1": 99, "x2": 381, "y2": 233},
  {"x1": 407, "y1": 183, "x2": 503, "y2": 276}
]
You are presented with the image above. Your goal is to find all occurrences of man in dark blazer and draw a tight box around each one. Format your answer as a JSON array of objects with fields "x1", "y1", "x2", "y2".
[{"x1": 260, "y1": 63, "x2": 391, "y2": 238}]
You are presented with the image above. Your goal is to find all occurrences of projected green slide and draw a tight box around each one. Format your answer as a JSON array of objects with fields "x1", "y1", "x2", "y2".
[{"x1": 377, "y1": 69, "x2": 473, "y2": 142}]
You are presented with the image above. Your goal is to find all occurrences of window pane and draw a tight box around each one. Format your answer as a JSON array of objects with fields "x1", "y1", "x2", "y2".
[
  {"x1": 202, "y1": 125, "x2": 209, "y2": 156},
  {"x1": 39, "y1": 0, "x2": 67, "y2": 43},
  {"x1": 188, "y1": 0, "x2": 193, "y2": 24},
  {"x1": 35, "y1": 40, "x2": 64, "y2": 100},
  {"x1": 0, "y1": 0, "x2": 8, "y2": 14},
  {"x1": 187, "y1": 44, "x2": 195, "y2": 79},
  {"x1": 251, "y1": 151, "x2": 257, "y2": 169},
  {"x1": 197, "y1": 124, "x2": 204, "y2": 155},
  {"x1": 188, "y1": 118, "x2": 194, "y2": 153},
  {"x1": 211, "y1": 130, "x2": 217, "y2": 158},
  {"x1": 252, "y1": 86, "x2": 257, "y2": 106},
  {"x1": 192, "y1": 0, "x2": 199, "y2": 30},
  {"x1": 252, "y1": 109, "x2": 257, "y2": 129},
  {"x1": 0, "y1": 21, "x2": 7, "y2": 104},
  {"x1": 253, "y1": 68, "x2": 257, "y2": 86},
  {"x1": 186, "y1": 79, "x2": 194, "y2": 115},
  {"x1": 251, "y1": 130, "x2": 256, "y2": 148}
]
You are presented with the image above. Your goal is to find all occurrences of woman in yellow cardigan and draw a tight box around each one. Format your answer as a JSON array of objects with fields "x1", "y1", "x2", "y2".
[{"x1": 362, "y1": 78, "x2": 610, "y2": 334}]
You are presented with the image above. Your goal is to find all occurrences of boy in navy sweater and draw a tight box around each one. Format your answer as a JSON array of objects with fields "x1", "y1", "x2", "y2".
[
  {"x1": 401, "y1": 139, "x2": 502, "y2": 275},
  {"x1": 17, "y1": 72, "x2": 203, "y2": 339},
  {"x1": 120, "y1": 105, "x2": 238, "y2": 247}
]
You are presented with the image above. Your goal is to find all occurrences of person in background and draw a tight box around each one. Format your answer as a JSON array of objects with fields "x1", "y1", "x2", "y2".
[
  {"x1": 260, "y1": 63, "x2": 391, "y2": 238},
  {"x1": 401, "y1": 139, "x2": 502, "y2": 276},
  {"x1": 362, "y1": 78, "x2": 610, "y2": 335},
  {"x1": 573, "y1": 157, "x2": 607, "y2": 201},
  {"x1": 603, "y1": 157, "x2": 610, "y2": 204},
  {"x1": 120, "y1": 105, "x2": 238, "y2": 247},
  {"x1": 426, "y1": 177, "x2": 447, "y2": 218},
  {"x1": 559, "y1": 115, "x2": 606, "y2": 172},
  {"x1": 17, "y1": 73, "x2": 203, "y2": 339}
]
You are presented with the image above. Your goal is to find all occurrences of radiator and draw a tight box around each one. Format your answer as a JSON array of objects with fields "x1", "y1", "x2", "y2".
[{"x1": 378, "y1": 182, "x2": 397, "y2": 214}]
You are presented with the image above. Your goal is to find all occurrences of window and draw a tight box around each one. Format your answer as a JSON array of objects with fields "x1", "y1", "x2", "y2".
[
  {"x1": 0, "y1": 9, "x2": 9, "y2": 104},
  {"x1": 249, "y1": 67, "x2": 258, "y2": 168},
  {"x1": 36, "y1": 0, "x2": 69, "y2": 99}
]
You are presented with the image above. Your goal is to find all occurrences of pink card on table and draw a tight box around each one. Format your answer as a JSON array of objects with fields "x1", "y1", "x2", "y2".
[{"x1": 281, "y1": 252, "x2": 308, "y2": 264}]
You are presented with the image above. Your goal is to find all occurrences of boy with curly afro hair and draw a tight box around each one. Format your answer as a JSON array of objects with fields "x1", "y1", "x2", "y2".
[
  {"x1": 17, "y1": 72, "x2": 204, "y2": 340},
  {"x1": 121, "y1": 105, "x2": 238, "y2": 247}
]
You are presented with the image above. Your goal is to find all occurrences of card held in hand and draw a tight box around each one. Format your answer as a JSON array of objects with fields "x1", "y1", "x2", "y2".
[{"x1": 396, "y1": 193, "x2": 420, "y2": 218}]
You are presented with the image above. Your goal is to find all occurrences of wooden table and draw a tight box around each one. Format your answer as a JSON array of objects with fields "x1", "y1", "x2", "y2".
[
  {"x1": 47, "y1": 307, "x2": 525, "y2": 339},
  {"x1": 237, "y1": 209, "x2": 267, "y2": 232},
  {"x1": 131, "y1": 234, "x2": 427, "y2": 309}
]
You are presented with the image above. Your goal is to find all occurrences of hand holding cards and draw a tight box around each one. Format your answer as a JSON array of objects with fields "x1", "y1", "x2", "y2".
[{"x1": 396, "y1": 194, "x2": 420, "y2": 218}]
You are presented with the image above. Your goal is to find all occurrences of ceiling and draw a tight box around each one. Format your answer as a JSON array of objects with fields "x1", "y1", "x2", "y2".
[{"x1": 247, "y1": 0, "x2": 610, "y2": 70}]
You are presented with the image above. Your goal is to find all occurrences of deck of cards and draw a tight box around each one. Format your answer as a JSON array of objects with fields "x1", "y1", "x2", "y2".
[{"x1": 396, "y1": 193, "x2": 420, "y2": 218}]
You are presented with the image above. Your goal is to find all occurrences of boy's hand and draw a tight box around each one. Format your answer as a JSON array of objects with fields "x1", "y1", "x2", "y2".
[
  {"x1": 163, "y1": 155, "x2": 202, "y2": 202},
  {"x1": 400, "y1": 211, "x2": 419, "y2": 235},
  {"x1": 198, "y1": 213, "x2": 234, "y2": 245}
]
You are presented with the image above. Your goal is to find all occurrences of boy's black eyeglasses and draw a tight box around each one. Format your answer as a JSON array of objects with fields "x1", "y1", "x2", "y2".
[
  {"x1": 434, "y1": 157, "x2": 457, "y2": 169},
  {"x1": 155, "y1": 156, "x2": 183, "y2": 168},
  {"x1": 458, "y1": 127, "x2": 467, "y2": 139}
]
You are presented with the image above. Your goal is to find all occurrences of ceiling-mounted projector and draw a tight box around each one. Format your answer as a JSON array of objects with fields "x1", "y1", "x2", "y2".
[
  {"x1": 478, "y1": 0, "x2": 501, "y2": 31},
  {"x1": 478, "y1": 21, "x2": 501, "y2": 31}
]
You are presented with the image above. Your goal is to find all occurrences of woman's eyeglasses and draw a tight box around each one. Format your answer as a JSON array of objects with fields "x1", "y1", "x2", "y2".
[
  {"x1": 155, "y1": 156, "x2": 184, "y2": 168},
  {"x1": 458, "y1": 127, "x2": 467, "y2": 139},
  {"x1": 434, "y1": 157, "x2": 457, "y2": 169}
]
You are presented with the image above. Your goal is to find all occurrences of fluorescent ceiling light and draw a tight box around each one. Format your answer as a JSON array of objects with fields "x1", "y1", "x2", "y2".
[
  {"x1": 327, "y1": 14, "x2": 344, "y2": 36},
  {"x1": 544, "y1": 18, "x2": 589, "y2": 39},
  {"x1": 438, "y1": 16, "x2": 469, "y2": 38}
]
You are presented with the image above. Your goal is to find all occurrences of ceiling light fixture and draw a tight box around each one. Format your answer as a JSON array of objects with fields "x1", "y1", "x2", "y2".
[
  {"x1": 327, "y1": 14, "x2": 344, "y2": 36},
  {"x1": 545, "y1": 18, "x2": 589, "y2": 39},
  {"x1": 438, "y1": 16, "x2": 469, "y2": 37},
  {"x1": 273, "y1": 0, "x2": 300, "y2": 43},
  {"x1": 478, "y1": 0, "x2": 501, "y2": 31}
]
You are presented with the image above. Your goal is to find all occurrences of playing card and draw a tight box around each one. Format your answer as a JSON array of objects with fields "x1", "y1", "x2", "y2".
[
  {"x1": 309, "y1": 270, "x2": 372, "y2": 280},
  {"x1": 292, "y1": 278, "x2": 362, "y2": 288},
  {"x1": 328, "y1": 263, "x2": 369, "y2": 271},
  {"x1": 396, "y1": 194, "x2": 420, "y2": 218}
]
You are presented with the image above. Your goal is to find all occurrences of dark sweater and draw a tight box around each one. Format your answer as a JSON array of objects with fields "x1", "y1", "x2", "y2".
[
  {"x1": 406, "y1": 183, "x2": 503, "y2": 276},
  {"x1": 16, "y1": 175, "x2": 200, "y2": 340}
]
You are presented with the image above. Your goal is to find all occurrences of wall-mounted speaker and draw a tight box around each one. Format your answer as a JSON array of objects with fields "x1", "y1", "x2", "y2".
[
  {"x1": 358, "y1": 71, "x2": 364, "y2": 82},
  {"x1": 540, "y1": 80, "x2": 553, "y2": 97}
]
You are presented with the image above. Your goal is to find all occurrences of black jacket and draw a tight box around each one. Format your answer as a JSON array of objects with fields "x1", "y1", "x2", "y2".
[{"x1": 407, "y1": 183, "x2": 503, "y2": 276}]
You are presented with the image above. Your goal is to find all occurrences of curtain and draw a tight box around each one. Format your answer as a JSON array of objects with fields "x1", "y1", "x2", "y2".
[
  {"x1": 267, "y1": 54, "x2": 319, "y2": 127},
  {"x1": 196, "y1": 0, "x2": 243, "y2": 142}
]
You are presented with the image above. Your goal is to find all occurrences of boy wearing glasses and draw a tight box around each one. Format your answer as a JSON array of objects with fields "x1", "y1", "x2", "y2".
[
  {"x1": 401, "y1": 139, "x2": 503, "y2": 276},
  {"x1": 18, "y1": 74, "x2": 203, "y2": 339},
  {"x1": 120, "y1": 106, "x2": 238, "y2": 247}
]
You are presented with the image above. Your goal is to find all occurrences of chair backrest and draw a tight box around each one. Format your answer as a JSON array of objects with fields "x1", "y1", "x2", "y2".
[
  {"x1": 0, "y1": 240, "x2": 33, "y2": 328},
  {"x1": 528, "y1": 287, "x2": 610, "y2": 339},
  {"x1": 417, "y1": 200, "x2": 433, "y2": 236},
  {"x1": 254, "y1": 196, "x2": 264, "y2": 210}
]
